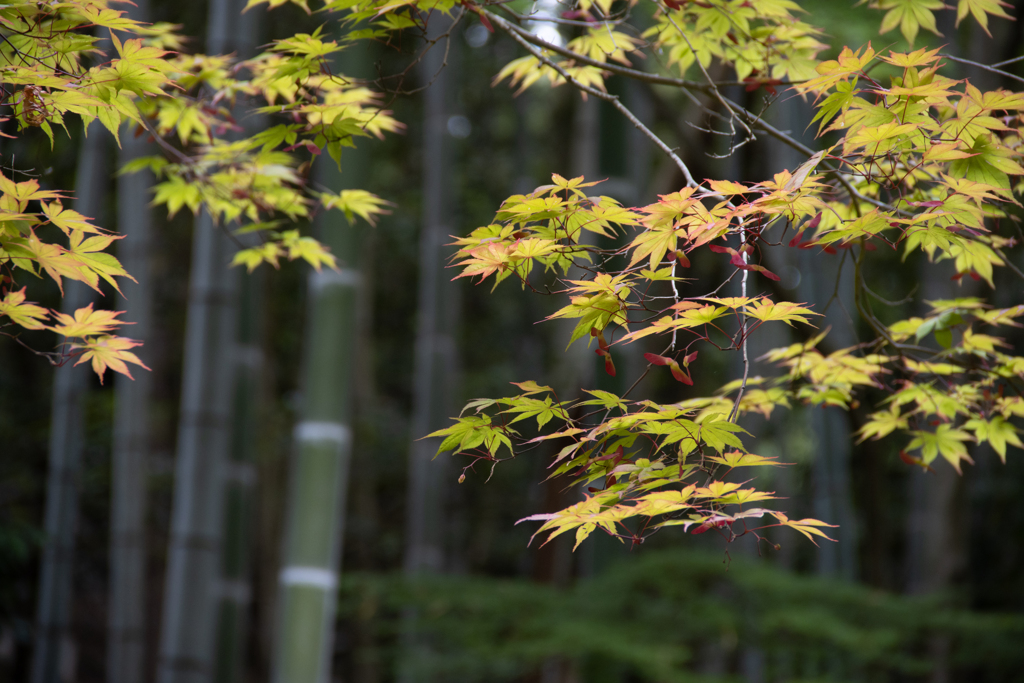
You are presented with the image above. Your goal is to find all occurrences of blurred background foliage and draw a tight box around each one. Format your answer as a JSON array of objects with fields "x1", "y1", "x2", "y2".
[{"x1": 339, "y1": 551, "x2": 1024, "y2": 683}]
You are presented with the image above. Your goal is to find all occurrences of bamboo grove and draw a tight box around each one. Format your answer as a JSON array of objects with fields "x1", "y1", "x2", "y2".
[{"x1": 3, "y1": 0, "x2": 1024, "y2": 603}]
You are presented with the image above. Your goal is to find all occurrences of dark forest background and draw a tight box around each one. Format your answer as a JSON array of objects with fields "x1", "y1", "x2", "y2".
[{"x1": 2, "y1": 1, "x2": 1024, "y2": 682}]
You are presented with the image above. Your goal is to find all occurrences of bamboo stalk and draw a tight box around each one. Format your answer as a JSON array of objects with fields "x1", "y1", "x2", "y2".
[
  {"x1": 271, "y1": 54, "x2": 370, "y2": 683},
  {"x1": 155, "y1": 0, "x2": 246, "y2": 679},
  {"x1": 32, "y1": 122, "x2": 109, "y2": 683},
  {"x1": 211, "y1": 3, "x2": 265, "y2": 680},
  {"x1": 107, "y1": 5, "x2": 154, "y2": 683}
]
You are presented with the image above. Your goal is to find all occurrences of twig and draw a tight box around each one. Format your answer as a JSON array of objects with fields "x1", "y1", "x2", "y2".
[
  {"x1": 489, "y1": 10, "x2": 734, "y2": 93},
  {"x1": 939, "y1": 53, "x2": 1024, "y2": 85},
  {"x1": 662, "y1": 11, "x2": 751, "y2": 141},
  {"x1": 728, "y1": 225, "x2": 749, "y2": 423},
  {"x1": 992, "y1": 55, "x2": 1024, "y2": 68},
  {"x1": 994, "y1": 247, "x2": 1024, "y2": 282},
  {"x1": 490, "y1": 12, "x2": 699, "y2": 187}
]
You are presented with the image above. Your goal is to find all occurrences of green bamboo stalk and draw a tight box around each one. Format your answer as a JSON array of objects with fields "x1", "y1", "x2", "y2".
[
  {"x1": 108, "y1": 5, "x2": 154, "y2": 683},
  {"x1": 399, "y1": 18, "x2": 460, "y2": 681},
  {"x1": 156, "y1": 207, "x2": 237, "y2": 683},
  {"x1": 109, "y1": 121, "x2": 154, "y2": 683},
  {"x1": 156, "y1": 0, "x2": 247, "y2": 679},
  {"x1": 211, "y1": 4, "x2": 265, "y2": 681},
  {"x1": 271, "y1": 51, "x2": 371, "y2": 683},
  {"x1": 32, "y1": 122, "x2": 109, "y2": 683},
  {"x1": 213, "y1": 260, "x2": 262, "y2": 683},
  {"x1": 404, "y1": 11, "x2": 460, "y2": 580}
]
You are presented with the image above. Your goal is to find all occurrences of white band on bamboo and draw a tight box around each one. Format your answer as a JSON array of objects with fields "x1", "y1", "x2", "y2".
[
  {"x1": 310, "y1": 268, "x2": 360, "y2": 291},
  {"x1": 294, "y1": 422, "x2": 350, "y2": 445},
  {"x1": 280, "y1": 566, "x2": 337, "y2": 590}
]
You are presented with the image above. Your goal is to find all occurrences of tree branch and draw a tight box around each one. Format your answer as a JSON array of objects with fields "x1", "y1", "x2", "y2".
[
  {"x1": 489, "y1": 11, "x2": 699, "y2": 187},
  {"x1": 940, "y1": 53, "x2": 1024, "y2": 85}
]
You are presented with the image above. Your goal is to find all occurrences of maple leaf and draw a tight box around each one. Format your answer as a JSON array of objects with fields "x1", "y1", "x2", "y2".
[
  {"x1": 41, "y1": 201, "x2": 104, "y2": 236},
  {"x1": 949, "y1": 134, "x2": 1024, "y2": 192},
  {"x1": 510, "y1": 380, "x2": 554, "y2": 395},
  {"x1": 579, "y1": 389, "x2": 628, "y2": 412},
  {"x1": 965, "y1": 416, "x2": 1022, "y2": 462},
  {"x1": 426, "y1": 416, "x2": 515, "y2": 457},
  {"x1": 811, "y1": 79, "x2": 858, "y2": 135},
  {"x1": 767, "y1": 511, "x2": 837, "y2": 545},
  {"x1": 500, "y1": 396, "x2": 568, "y2": 430},
  {"x1": 956, "y1": 0, "x2": 1013, "y2": 36},
  {"x1": 231, "y1": 243, "x2": 285, "y2": 273},
  {"x1": 50, "y1": 303, "x2": 129, "y2": 338},
  {"x1": 319, "y1": 189, "x2": 389, "y2": 225},
  {"x1": 877, "y1": 0, "x2": 944, "y2": 46},
  {"x1": 0, "y1": 173, "x2": 65, "y2": 211},
  {"x1": 798, "y1": 45, "x2": 876, "y2": 96},
  {"x1": 858, "y1": 406, "x2": 908, "y2": 442},
  {"x1": 906, "y1": 424, "x2": 975, "y2": 473},
  {"x1": 5, "y1": 233, "x2": 87, "y2": 294},
  {"x1": 706, "y1": 451, "x2": 780, "y2": 468},
  {"x1": 0, "y1": 287, "x2": 49, "y2": 330},
  {"x1": 705, "y1": 179, "x2": 749, "y2": 196},
  {"x1": 281, "y1": 231, "x2": 337, "y2": 272},
  {"x1": 66, "y1": 232, "x2": 131, "y2": 294},
  {"x1": 628, "y1": 221, "x2": 680, "y2": 270},
  {"x1": 744, "y1": 299, "x2": 819, "y2": 327},
  {"x1": 698, "y1": 417, "x2": 748, "y2": 453},
  {"x1": 71, "y1": 335, "x2": 149, "y2": 383},
  {"x1": 879, "y1": 46, "x2": 944, "y2": 68}
]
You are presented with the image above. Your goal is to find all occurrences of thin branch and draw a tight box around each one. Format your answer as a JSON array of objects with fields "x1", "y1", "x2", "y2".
[
  {"x1": 719, "y1": 99, "x2": 901, "y2": 214},
  {"x1": 489, "y1": 7, "x2": 895, "y2": 218},
  {"x1": 995, "y1": 247, "x2": 1024, "y2": 282},
  {"x1": 940, "y1": 53, "x2": 1024, "y2": 85},
  {"x1": 728, "y1": 234, "x2": 750, "y2": 423},
  {"x1": 992, "y1": 55, "x2": 1024, "y2": 68},
  {"x1": 662, "y1": 11, "x2": 751, "y2": 141},
  {"x1": 501, "y1": 6, "x2": 627, "y2": 29},
  {"x1": 490, "y1": 12, "x2": 698, "y2": 187},
  {"x1": 489, "y1": 9, "x2": 734, "y2": 93}
]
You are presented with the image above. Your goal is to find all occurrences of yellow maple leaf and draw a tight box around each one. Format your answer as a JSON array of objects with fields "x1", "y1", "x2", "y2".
[
  {"x1": 71, "y1": 335, "x2": 149, "y2": 383},
  {"x1": 49, "y1": 303, "x2": 128, "y2": 338}
]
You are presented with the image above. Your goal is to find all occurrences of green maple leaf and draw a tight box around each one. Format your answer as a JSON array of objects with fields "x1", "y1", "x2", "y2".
[
  {"x1": 858, "y1": 407, "x2": 908, "y2": 442},
  {"x1": 956, "y1": 0, "x2": 1013, "y2": 36},
  {"x1": 579, "y1": 389, "x2": 628, "y2": 413},
  {"x1": 41, "y1": 201, "x2": 103, "y2": 236},
  {"x1": 281, "y1": 231, "x2": 337, "y2": 272},
  {"x1": 744, "y1": 299, "x2": 819, "y2": 327},
  {"x1": 812, "y1": 79, "x2": 858, "y2": 134},
  {"x1": 427, "y1": 416, "x2": 516, "y2": 457},
  {"x1": 877, "y1": 0, "x2": 944, "y2": 45},
  {"x1": 949, "y1": 135, "x2": 1024, "y2": 192},
  {"x1": 706, "y1": 451, "x2": 780, "y2": 468},
  {"x1": 319, "y1": 189, "x2": 389, "y2": 225},
  {"x1": 698, "y1": 417, "x2": 748, "y2": 454},
  {"x1": 965, "y1": 416, "x2": 1023, "y2": 462},
  {"x1": 500, "y1": 396, "x2": 568, "y2": 430},
  {"x1": 906, "y1": 424, "x2": 974, "y2": 473}
]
